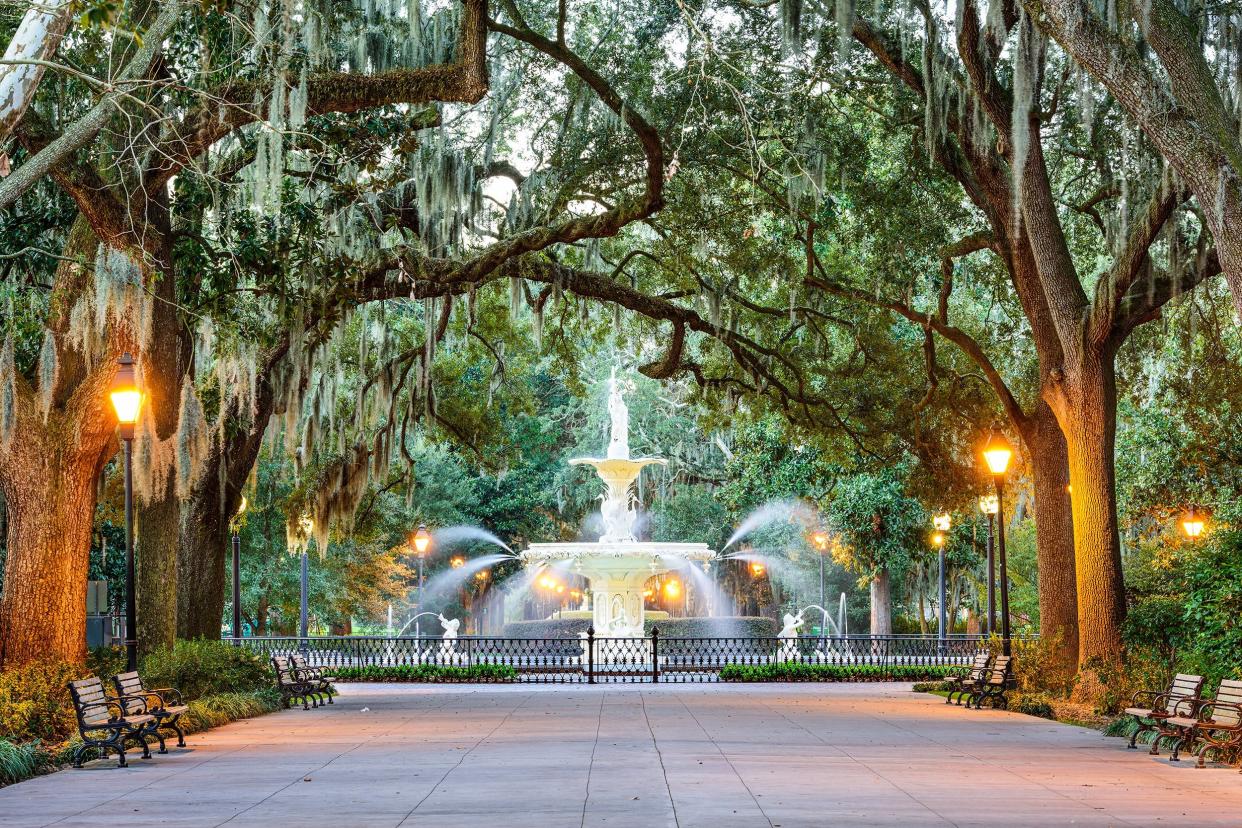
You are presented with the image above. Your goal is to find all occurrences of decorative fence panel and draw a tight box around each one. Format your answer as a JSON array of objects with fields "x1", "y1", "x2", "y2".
[{"x1": 231, "y1": 632, "x2": 1002, "y2": 684}]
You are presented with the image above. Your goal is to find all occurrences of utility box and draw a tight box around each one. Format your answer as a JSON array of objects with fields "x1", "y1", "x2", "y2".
[
  {"x1": 87, "y1": 580, "x2": 109, "y2": 614},
  {"x1": 86, "y1": 580, "x2": 115, "y2": 648}
]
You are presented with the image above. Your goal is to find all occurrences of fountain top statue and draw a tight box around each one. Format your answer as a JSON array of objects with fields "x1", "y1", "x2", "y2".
[
  {"x1": 521, "y1": 368, "x2": 715, "y2": 637},
  {"x1": 567, "y1": 367, "x2": 669, "y2": 543}
]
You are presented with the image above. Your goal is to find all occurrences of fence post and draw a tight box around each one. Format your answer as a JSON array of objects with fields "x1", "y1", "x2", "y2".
[
  {"x1": 651, "y1": 626, "x2": 660, "y2": 683},
  {"x1": 587, "y1": 627, "x2": 596, "y2": 685}
]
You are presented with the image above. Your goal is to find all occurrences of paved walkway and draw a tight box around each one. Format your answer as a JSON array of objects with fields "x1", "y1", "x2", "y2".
[{"x1": 3, "y1": 682, "x2": 1241, "y2": 827}]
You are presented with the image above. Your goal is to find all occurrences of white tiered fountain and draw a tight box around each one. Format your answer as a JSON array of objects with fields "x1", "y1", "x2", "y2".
[{"x1": 520, "y1": 369, "x2": 716, "y2": 637}]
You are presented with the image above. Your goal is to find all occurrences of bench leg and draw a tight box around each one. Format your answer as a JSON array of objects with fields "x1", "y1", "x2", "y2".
[
  {"x1": 170, "y1": 717, "x2": 186, "y2": 748},
  {"x1": 1127, "y1": 718, "x2": 1144, "y2": 749}
]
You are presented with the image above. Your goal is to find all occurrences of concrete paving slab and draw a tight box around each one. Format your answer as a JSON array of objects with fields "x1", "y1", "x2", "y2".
[{"x1": 3, "y1": 682, "x2": 1242, "y2": 826}]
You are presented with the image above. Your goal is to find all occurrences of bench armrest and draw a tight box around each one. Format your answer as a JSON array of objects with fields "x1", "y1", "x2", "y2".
[
  {"x1": 1199, "y1": 701, "x2": 1242, "y2": 726},
  {"x1": 1129, "y1": 689, "x2": 1161, "y2": 709},
  {"x1": 148, "y1": 687, "x2": 184, "y2": 706},
  {"x1": 114, "y1": 693, "x2": 151, "y2": 714}
]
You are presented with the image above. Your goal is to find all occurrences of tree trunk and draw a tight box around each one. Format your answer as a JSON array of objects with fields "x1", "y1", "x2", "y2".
[
  {"x1": 1026, "y1": 399, "x2": 1078, "y2": 673},
  {"x1": 134, "y1": 228, "x2": 183, "y2": 657},
  {"x1": 0, "y1": 438, "x2": 104, "y2": 666},
  {"x1": 1048, "y1": 352, "x2": 1126, "y2": 678},
  {"x1": 869, "y1": 569, "x2": 892, "y2": 635},
  {"x1": 176, "y1": 465, "x2": 228, "y2": 639}
]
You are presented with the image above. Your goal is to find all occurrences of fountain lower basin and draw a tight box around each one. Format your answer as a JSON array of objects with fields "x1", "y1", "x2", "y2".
[{"x1": 521, "y1": 542, "x2": 715, "y2": 636}]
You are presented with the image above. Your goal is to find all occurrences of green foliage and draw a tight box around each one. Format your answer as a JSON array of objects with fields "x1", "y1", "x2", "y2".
[
  {"x1": 718, "y1": 663, "x2": 960, "y2": 682},
  {"x1": 139, "y1": 640, "x2": 272, "y2": 701},
  {"x1": 0, "y1": 739, "x2": 46, "y2": 785},
  {"x1": 826, "y1": 459, "x2": 925, "y2": 580},
  {"x1": 1008, "y1": 692, "x2": 1055, "y2": 720},
  {"x1": 501, "y1": 619, "x2": 593, "y2": 639},
  {"x1": 1181, "y1": 530, "x2": 1242, "y2": 683},
  {"x1": 0, "y1": 660, "x2": 85, "y2": 744},
  {"x1": 325, "y1": 664, "x2": 517, "y2": 682}
]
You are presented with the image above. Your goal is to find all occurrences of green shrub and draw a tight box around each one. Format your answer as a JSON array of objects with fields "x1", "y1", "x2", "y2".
[
  {"x1": 86, "y1": 646, "x2": 127, "y2": 680},
  {"x1": 0, "y1": 739, "x2": 46, "y2": 785},
  {"x1": 718, "y1": 663, "x2": 960, "y2": 682},
  {"x1": 326, "y1": 664, "x2": 517, "y2": 683},
  {"x1": 1009, "y1": 692, "x2": 1055, "y2": 719},
  {"x1": 650, "y1": 617, "x2": 780, "y2": 638},
  {"x1": 140, "y1": 640, "x2": 272, "y2": 701},
  {"x1": 0, "y1": 660, "x2": 87, "y2": 744},
  {"x1": 501, "y1": 619, "x2": 593, "y2": 639},
  {"x1": 911, "y1": 681, "x2": 953, "y2": 693}
]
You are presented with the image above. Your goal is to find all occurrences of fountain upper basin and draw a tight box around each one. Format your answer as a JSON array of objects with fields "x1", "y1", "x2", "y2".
[{"x1": 521, "y1": 541, "x2": 715, "y2": 568}]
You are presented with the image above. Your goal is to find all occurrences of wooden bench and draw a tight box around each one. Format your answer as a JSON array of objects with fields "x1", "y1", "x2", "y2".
[
  {"x1": 290, "y1": 654, "x2": 334, "y2": 706},
  {"x1": 111, "y1": 671, "x2": 189, "y2": 753},
  {"x1": 273, "y1": 656, "x2": 317, "y2": 709},
  {"x1": 1123, "y1": 672, "x2": 1204, "y2": 755},
  {"x1": 945, "y1": 653, "x2": 991, "y2": 706},
  {"x1": 67, "y1": 677, "x2": 154, "y2": 768},
  {"x1": 968, "y1": 655, "x2": 1013, "y2": 709},
  {"x1": 1165, "y1": 678, "x2": 1242, "y2": 767}
]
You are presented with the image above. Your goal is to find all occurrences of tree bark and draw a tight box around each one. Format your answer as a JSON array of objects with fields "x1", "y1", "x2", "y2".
[
  {"x1": 1047, "y1": 351, "x2": 1126, "y2": 677},
  {"x1": 1025, "y1": 399, "x2": 1078, "y2": 673},
  {"x1": 869, "y1": 568, "x2": 892, "y2": 635},
  {"x1": 0, "y1": 219, "x2": 118, "y2": 668},
  {"x1": 0, "y1": 434, "x2": 106, "y2": 666}
]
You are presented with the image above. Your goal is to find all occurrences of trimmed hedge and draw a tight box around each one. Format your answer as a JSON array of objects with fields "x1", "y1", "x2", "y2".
[
  {"x1": 500, "y1": 616, "x2": 779, "y2": 640},
  {"x1": 325, "y1": 664, "x2": 518, "y2": 683},
  {"x1": 718, "y1": 663, "x2": 962, "y2": 682}
]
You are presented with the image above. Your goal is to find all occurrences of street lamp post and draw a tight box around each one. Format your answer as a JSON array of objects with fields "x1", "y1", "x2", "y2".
[
  {"x1": 230, "y1": 495, "x2": 247, "y2": 642},
  {"x1": 978, "y1": 495, "x2": 998, "y2": 636},
  {"x1": 298, "y1": 513, "x2": 313, "y2": 640},
  {"x1": 932, "y1": 513, "x2": 951, "y2": 644},
  {"x1": 811, "y1": 530, "x2": 829, "y2": 615},
  {"x1": 410, "y1": 524, "x2": 432, "y2": 643},
  {"x1": 109, "y1": 353, "x2": 142, "y2": 671},
  {"x1": 982, "y1": 429, "x2": 1014, "y2": 655}
]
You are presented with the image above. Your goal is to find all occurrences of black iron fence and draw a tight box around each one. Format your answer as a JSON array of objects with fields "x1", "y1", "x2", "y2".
[{"x1": 229, "y1": 631, "x2": 1002, "y2": 684}]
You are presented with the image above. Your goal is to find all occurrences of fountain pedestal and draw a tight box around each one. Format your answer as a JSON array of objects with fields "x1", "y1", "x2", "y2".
[{"x1": 520, "y1": 369, "x2": 716, "y2": 638}]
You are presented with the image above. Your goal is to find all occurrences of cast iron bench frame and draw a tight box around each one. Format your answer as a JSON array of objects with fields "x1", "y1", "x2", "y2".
[
  {"x1": 111, "y1": 671, "x2": 189, "y2": 753},
  {"x1": 67, "y1": 677, "x2": 154, "y2": 768}
]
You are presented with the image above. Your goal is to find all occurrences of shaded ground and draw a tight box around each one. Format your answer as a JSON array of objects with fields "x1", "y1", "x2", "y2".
[{"x1": 2, "y1": 682, "x2": 1239, "y2": 827}]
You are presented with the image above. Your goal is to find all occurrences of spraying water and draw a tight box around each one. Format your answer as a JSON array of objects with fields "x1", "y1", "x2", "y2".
[
  {"x1": 433, "y1": 525, "x2": 515, "y2": 555},
  {"x1": 722, "y1": 499, "x2": 814, "y2": 551}
]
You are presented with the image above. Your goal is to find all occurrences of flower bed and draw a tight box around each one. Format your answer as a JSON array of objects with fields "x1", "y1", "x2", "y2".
[
  {"x1": 719, "y1": 663, "x2": 963, "y2": 682},
  {"x1": 325, "y1": 663, "x2": 518, "y2": 683}
]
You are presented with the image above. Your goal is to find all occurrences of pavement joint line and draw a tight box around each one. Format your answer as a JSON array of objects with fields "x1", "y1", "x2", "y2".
[
  {"x1": 41, "y1": 744, "x2": 252, "y2": 828},
  {"x1": 395, "y1": 690, "x2": 536, "y2": 827},
  {"x1": 579, "y1": 690, "x2": 607, "y2": 828},
  {"x1": 771, "y1": 691, "x2": 1136, "y2": 826},
  {"x1": 752, "y1": 694, "x2": 955, "y2": 826},
  {"x1": 639, "y1": 690, "x2": 682, "y2": 828},
  {"x1": 208, "y1": 692, "x2": 456, "y2": 828},
  {"x1": 669, "y1": 690, "x2": 774, "y2": 827}
]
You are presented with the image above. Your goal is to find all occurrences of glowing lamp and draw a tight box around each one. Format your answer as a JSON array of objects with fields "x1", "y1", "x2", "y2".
[
  {"x1": 556, "y1": 584, "x2": 565, "y2": 594},
  {"x1": 931, "y1": 531, "x2": 945, "y2": 547},
  {"x1": 450, "y1": 555, "x2": 466, "y2": 569},
  {"x1": 664, "y1": 580, "x2": 681, "y2": 598},
  {"x1": 110, "y1": 352, "x2": 142, "y2": 437},
  {"x1": 1182, "y1": 510, "x2": 1206, "y2": 540},
  {"x1": 475, "y1": 569, "x2": 490, "y2": 581},
  {"x1": 978, "y1": 495, "x2": 998, "y2": 515},
  {"x1": 750, "y1": 562, "x2": 766, "y2": 577},
  {"x1": 411, "y1": 524, "x2": 431, "y2": 555},
  {"x1": 982, "y1": 429, "x2": 1013, "y2": 476},
  {"x1": 811, "y1": 530, "x2": 830, "y2": 551}
]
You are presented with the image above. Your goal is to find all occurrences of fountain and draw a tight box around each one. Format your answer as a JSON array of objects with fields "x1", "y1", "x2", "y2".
[{"x1": 520, "y1": 368, "x2": 716, "y2": 637}]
